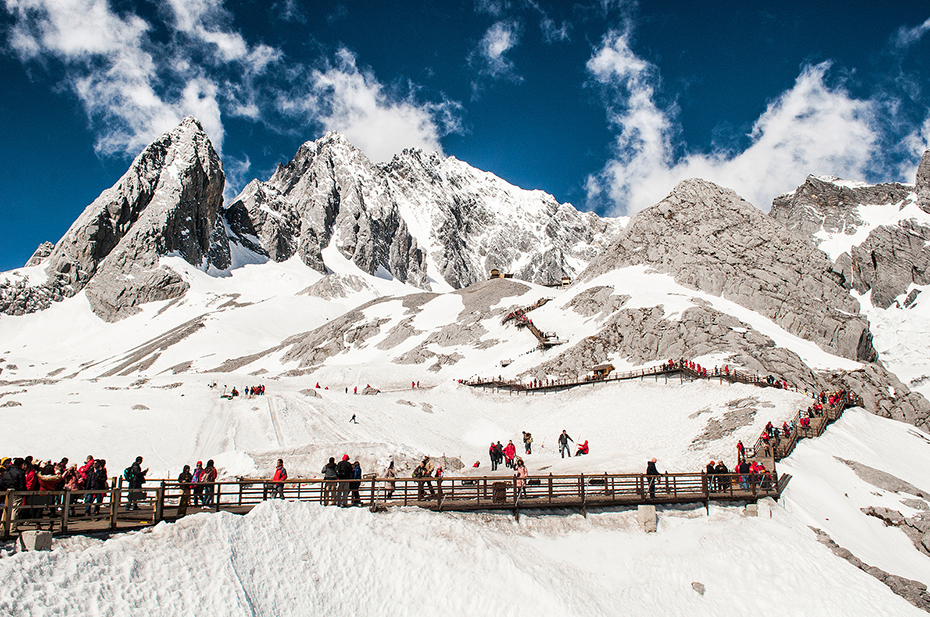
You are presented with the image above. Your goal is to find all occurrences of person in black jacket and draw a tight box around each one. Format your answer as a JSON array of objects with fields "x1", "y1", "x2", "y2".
[
  {"x1": 1, "y1": 458, "x2": 26, "y2": 521},
  {"x1": 84, "y1": 459, "x2": 108, "y2": 516},
  {"x1": 335, "y1": 455, "x2": 353, "y2": 507},
  {"x1": 126, "y1": 456, "x2": 148, "y2": 511},
  {"x1": 646, "y1": 457, "x2": 660, "y2": 498},
  {"x1": 177, "y1": 465, "x2": 193, "y2": 516}
]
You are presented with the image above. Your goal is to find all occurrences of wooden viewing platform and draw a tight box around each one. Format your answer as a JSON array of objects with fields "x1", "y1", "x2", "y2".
[
  {"x1": 1, "y1": 471, "x2": 781, "y2": 540},
  {"x1": 462, "y1": 362, "x2": 788, "y2": 394}
]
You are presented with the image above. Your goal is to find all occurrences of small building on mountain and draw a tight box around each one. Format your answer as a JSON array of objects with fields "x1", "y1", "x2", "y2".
[{"x1": 592, "y1": 363, "x2": 615, "y2": 379}]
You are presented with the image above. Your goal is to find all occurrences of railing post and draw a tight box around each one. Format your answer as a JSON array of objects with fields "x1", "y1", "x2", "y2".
[
  {"x1": 3, "y1": 489, "x2": 14, "y2": 538},
  {"x1": 61, "y1": 490, "x2": 71, "y2": 533},
  {"x1": 214, "y1": 483, "x2": 222, "y2": 512},
  {"x1": 238, "y1": 482, "x2": 243, "y2": 506},
  {"x1": 110, "y1": 488, "x2": 121, "y2": 530},
  {"x1": 580, "y1": 473, "x2": 585, "y2": 501},
  {"x1": 155, "y1": 482, "x2": 165, "y2": 522},
  {"x1": 548, "y1": 474, "x2": 553, "y2": 504},
  {"x1": 370, "y1": 477, "x2": 376, "y2": 508}
]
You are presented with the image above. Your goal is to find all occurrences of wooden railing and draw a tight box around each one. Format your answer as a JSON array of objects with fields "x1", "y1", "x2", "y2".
[{"x1": 0, "y1": 471, "x2": 779, "y2": 539}]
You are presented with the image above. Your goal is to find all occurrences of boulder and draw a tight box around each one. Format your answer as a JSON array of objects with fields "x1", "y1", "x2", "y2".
[{"x1": 638, "y1": 504, "x2": 657, "y2": 532}]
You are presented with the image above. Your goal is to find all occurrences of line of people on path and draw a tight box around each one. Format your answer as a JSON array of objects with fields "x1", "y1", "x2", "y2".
[{"x1": 320, "y1": 455, "x2": 366, "y2": 507}]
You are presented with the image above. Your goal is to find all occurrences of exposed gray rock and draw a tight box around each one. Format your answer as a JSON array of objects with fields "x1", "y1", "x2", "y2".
[
  {"x1": 567, "y1": 286, "x2": 629, "y2": 318},
  {"x1": 528, "y1": 303, "x2": 823, "y2": 392},
  {"x1": 917, "y1": 151, "x2": 930, "y2": 211},
  {"x1": 823, "y1": 366, "x2": 930, "y2": 431},
  {"x1": 847, "y1": 221, "x2": 930, "y2": 308},
  {"x1": 299, "y1": 388, "x2": 321, "y2": 398},
  {"x1": 298, "y1": 273, "x2": 377, "y2": 300},
  {"x1": 132, "y1": 404, "x2": 149, "y2": 410},
  {"x1": 582, "y1": 179, "x2": 875, "y2": 363},
  {"x1": 3, "y1": 118, "x2": 228, "y2": 321},
  {"x1": 835, "y1": 458, "x2": 930, "y2": 498},
  {"x1": 1, "y1": 400, "x2": 22, "y2": 407},
  {"x1": 24, "y1": 242, "x2": 55, "y2": 267},
  {"x1": 770, "y1": 175, "x2": 911, "y2": 240},
  {"x1": 691, "y1": 398, "x2": 764, "y2": 446},
  {"x1": 810, "y1": 526, "x2": 930, "y2": 612},
  {"x1": 690, "y1": 582, "x2": 705, "y2": 596},
  {"x1": 361, "y1": 386, "x2": 380, "y2": 395},
  {"x1": 225, "y1": 133, "x2": 621, "y2": 290}
]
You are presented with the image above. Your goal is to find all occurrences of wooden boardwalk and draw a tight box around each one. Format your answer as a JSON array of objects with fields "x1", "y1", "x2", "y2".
[{"x1": 1, "y1": 471, "x2": 781, "y2": 540}]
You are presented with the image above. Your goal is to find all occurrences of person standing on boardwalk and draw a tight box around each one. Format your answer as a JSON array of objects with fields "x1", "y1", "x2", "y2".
[
  {"x1": 383, "y1": 460, "x2": 396, "y2": 500},
  {"x1": 321, "y1": 457, "x2": 338, "y2": 505},
  {"x1": 514, "y1": 458, "x2": 528, "y2": 499},
  {"x1": 201, "y1": 460, "x2": 217, "y2": 508},
  {"x1": 558, "y1": 430, "x2": 573, "y2": 459},
  {"x1": 177, "y1": 465, "x2": 193, "y2": 516},
  {"x1": 272, "y1": 459, "x2": 287, "y2": 499},
  {"x1": 350, "y1": 461, "x2": 362, "y2": 506},
  {"x1": 646, "y1": 457, "x2": 660, "y2": 498},
  {"x1": 191, "y1": 462, "x2": 205, "y2": 506},
  {"x1": 125, "y1": 456, "x2": 148, "y2": 511},
  {"x1": 336, "y1": 455, "x2": 353, "y2": 506}
]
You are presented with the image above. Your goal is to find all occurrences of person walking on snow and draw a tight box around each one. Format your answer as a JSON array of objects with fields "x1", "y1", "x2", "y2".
[
  {"x1": 489, "y1": 442, "x2": 499, "y2": 471},
  {"x1": 503, "y1": 441, "x2": 516, "y2": 469},
  {"x1": 350, "y1": 413, "x2": 358, "y2": 424},
  {"x1": 522, "y1": 431, "x2": 533, "y2": 455},
  {"x1": 558, "y1": 430, "x2": 573, "y2": 459}
]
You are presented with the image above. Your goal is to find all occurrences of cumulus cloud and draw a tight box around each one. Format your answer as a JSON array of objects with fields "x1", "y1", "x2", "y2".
[
  {"x1": 3, "y1": 0, "x2": 459, "y2": 167},
  {"x1": 470, "y1": 20, "x2": 523, "y2": 81},
  {"x1": 586, "y1": 30, "x2": 884, "y2": 214},
  {"x1": 278, "y1": 49, "x2": 461, "y2": 163}
]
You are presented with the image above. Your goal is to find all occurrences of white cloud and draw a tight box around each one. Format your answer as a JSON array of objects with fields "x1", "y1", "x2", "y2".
[
  {"x1": 894, "y1": 15, "x2": 930, "y2": 48},
  {"x1": 587, "y1": 30, "x2": 883, "y2": 214},
  {"x1": 470, "y1": 20, "x2": 522, "y2": 81},
  {"x1": 292, "y1": 49, "x2": 460, "y2": 163}
]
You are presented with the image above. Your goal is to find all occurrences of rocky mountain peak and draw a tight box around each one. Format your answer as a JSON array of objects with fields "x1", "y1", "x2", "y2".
[
  {"x1": 916, "y1": 150, "x2": 930, "y2": 210},
  {"x1": 1, "y1": 117, "x2": 227, "y2": 321},
  {"x1": 583, "y1": 178, "x2": 876, "y2": 362}
]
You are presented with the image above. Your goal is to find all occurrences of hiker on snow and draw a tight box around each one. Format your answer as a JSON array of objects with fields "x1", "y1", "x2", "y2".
[{"x1": 558, "y1": 430, "x2": 573, "y2": 458}]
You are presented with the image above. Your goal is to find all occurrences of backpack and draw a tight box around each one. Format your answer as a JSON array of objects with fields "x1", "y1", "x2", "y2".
[
  {"x1": 123, "y1": 467, "x2": 134, "y2": 483},
  {"x1": 412, "y1": 465, "x2": 424, "y2": 478}
]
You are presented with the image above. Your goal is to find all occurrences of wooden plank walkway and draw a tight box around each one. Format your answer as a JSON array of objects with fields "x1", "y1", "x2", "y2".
[{"x1": 1, "y1": 471, "x2": 780, "y2": 540}]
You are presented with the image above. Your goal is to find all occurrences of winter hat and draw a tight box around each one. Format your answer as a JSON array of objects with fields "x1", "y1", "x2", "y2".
[
  {"x1": 342, "y1": 454, "x2": 349, "y2": 461},
  {"x1": 196, "y1": 461, "x2": 202, "y2": 466}
]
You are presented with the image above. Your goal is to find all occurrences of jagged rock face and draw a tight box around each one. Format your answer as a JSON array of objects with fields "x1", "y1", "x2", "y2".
[
  {"x1": 773, "y1": 153, "x2": 930, "y2": 309},
  {"x1": 822, "y1": 364, "x2": 930, "y2": 431},
  {"x1": 582, "y1": 179, "x2": 876, "y2": 363},
  {"x1": 770, "y1": 175, "x2": 911, "y2": 239},
  {"x1": 848, "y1": 222, "x2": 930, "y2": 308},
  {"x1": 24, "y1": 242, "x2": 55, "y2": 267},
  {"x1": 226, "y1": 134, "x2": 620, "y2": 290},
  {"x1": 917, "y1": 150, "x2": 930, "y2": 211},
  {"x1": 2, "y1": 118, "x2": 227, "y2": 321}
]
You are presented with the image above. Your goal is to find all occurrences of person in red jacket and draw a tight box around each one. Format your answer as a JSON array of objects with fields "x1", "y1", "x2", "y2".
[
  {"x1": 503, "y1": 441, "x2": 516, "y2": 469},
  {"x1": 272, "y1": 459, "x2": 287, "y2": 499},
  {"x1": 574, "y1": 440, "x2": 589, "y2": 456}
]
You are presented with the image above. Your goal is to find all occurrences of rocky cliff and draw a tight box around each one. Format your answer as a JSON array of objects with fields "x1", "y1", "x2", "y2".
[
  {"x1": 225, "y1": 133, "x2": 620, "y2": 290},
  {"x1": 771, "y1": 152, "x2": 930, "y2": 309},
  {"x1": 0, "y1": 117, "x2": 227, "y2": 321},
  {"x1": 582, "y1": 178, "x2": 876, "y2": 363}
]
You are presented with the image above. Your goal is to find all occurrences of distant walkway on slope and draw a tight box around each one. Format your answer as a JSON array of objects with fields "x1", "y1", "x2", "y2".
[
  {"x1": 501, "y1": 297, "x2": 566, "y2": 349},
  {"x1": 461, "y1": 360, "x2": 791, "y2": 394}
]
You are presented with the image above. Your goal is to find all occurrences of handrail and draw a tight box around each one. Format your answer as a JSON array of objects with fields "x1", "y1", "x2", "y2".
[{"x1": 0, "y1": 471, "x2": 779, "y2": 539}]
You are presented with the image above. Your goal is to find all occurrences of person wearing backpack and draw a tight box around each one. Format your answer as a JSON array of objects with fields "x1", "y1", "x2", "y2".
[
  {"x1": 84, "y1": 459, "x2": 108, "y2": 516},
  {"x1": 125, "y1": 456, "x2": 148, "y2": 511},
  {"x1": 177, "y1": 465, "x2": 193, "y2": 516},
  {"x1": 191, "y1": 462, "x2": 205, "y2": 506}
]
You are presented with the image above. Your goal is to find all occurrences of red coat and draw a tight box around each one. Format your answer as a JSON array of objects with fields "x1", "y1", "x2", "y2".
[
  {"x1": 504, "y1": 443, "x2": 516, "y2": 460},
  {"x1": 272, "y1": 467, "x2": 288, "y2": 482}
]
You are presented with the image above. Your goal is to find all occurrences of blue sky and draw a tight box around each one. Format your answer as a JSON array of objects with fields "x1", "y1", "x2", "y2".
[{"x1": 1, "y1": 0, "x2": 929, "y2": 271}]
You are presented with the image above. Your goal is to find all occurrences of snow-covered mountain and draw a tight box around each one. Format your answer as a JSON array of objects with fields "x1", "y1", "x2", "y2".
[
  {"x1": 226, "y1": 132, "x2": 621, "y2": 291},
  {"x1": 4, "y1": 117, "x2": 930, "y2": 615}
]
